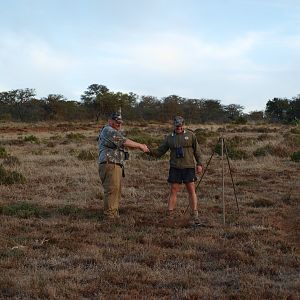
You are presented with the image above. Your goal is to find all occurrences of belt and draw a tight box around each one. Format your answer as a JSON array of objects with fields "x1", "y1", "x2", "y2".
[{"x1": 100, "y1": 161, "x2": 123, "y2": 168}]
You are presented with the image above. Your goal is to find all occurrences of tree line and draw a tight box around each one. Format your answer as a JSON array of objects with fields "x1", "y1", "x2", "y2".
[{"x1": 0, "y1": 84, "x2": 299, "y2": 124}]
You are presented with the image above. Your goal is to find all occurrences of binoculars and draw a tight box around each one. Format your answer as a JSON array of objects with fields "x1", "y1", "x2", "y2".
[
  {"x1": 124, "y1": 151, "x2": 130, "y2": 160},
  {"x1": 175, "y1": 146, "x2": 184, "y2": 158}
]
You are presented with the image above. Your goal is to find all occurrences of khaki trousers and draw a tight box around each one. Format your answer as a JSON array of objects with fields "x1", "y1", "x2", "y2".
[{"x1": 99, "y1": 163, "x2": 122, "y2": 218}]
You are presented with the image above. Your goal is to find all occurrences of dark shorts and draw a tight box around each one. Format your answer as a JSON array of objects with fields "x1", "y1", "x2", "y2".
[{"x1": 167, "y1": 167, "x2": 197, "y2": 184}]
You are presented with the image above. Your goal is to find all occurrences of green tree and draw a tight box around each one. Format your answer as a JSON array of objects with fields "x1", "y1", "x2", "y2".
[
  {"x1": 224, "y1": 104, "x2": 244, "y2": 122},
  {"x1": 265, "y1": 98, "x2": 290, "y2": 123},
  {"x1": 199, "y1": 99, "x2": 225, "y2": 123},
  {"x1": 0, "y1": 89, "x2": 36, "y2": 121},
  {"x1": 81, "y1": 84, "x2": 109, "y2": 120},
  {"x1": 287, "y1": 95, "x2": 300, "y2": 123},
  {"x1": 42, "y1": 94, "x2": 67, "y2": 120},
  {"x1": 137, "y1": 96, "x2": 162, "y2": 121},
  {"x1": 162, "y1": 95, "x2": 184, "y2": 121},
  {"x1": 247, "y1": 111, "x2": 265, "y2": 122},
  {"x1": 181, "y1": 99, "x2": 203, "y2": 123}
]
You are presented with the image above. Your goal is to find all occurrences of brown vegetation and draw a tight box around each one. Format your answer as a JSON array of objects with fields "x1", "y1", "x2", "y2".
[{"x1": 0, "y1": 122, "x2": 299, "y2": 299}]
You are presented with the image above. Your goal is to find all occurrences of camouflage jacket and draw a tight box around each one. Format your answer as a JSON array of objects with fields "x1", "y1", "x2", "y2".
[
  {"x1": 150, "y1": 129, "x2": 202, "y2": 169},
  {"x1": 98, "y1": 125, "x2": 127, "y2": 165}
]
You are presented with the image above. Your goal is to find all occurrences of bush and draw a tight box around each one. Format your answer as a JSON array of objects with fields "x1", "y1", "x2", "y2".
[
  {"x1": 24, "y1": 135, "x2": 39, "y2": 143},
  {"x1": 234, "y1": 116, "x2": 247, "y2": 124},
  {"x1": 3, "y1": 156, "x2": 20, "y2": 166},
  {"x1": 253, "y1": 146, "x2": 270, "y2": 157},
  {"x1": 291, "y1": 151, "x2": 300, "y2": 162},
  {"x1": 253, "y1": 144, "x2": 290, "y2": 157},
  {"x1": 66, "y1": 132, "x2": 85, "y2": 140},
  {"x1": 0, "y1": 146, "x2": 8, "y2": 158},
  {"x1": 77, "y1": 150, "x2": 97, "y2": 161},
  {"x1": 290, "y1": 127, "x2": 300, "y2": 134},
  {"x1": 214, "y1": 143, "x2": 249, "y2": 160},
  {"x1": 285, "y1": 134, "x2": 300, "y2": 147},
  {"x1": 2, "y1": 202, "x2": 45, "y2": 218},
  {"x1": 0, "y1": 113, "x2": 12, "y2": 121},
  {"x1": 125, "y1": 127, "x2": 143, "y2": 136},
  {"x1": 46, "y1": 141, "x2": 56, "y2": 148},
  {"x1": 290, "y1": 118, "x2": 300, "y2": 126},
  {"x1": 126, "y1": 133, "x2": 162, "y2": 147},
  {"x1": 257, "y1": 134, "x2": 271, "y2": 141},
  {"x1": 0, "y1": 165, "x2": 26, "y2": 185},
  {"x1": 250, "y1": 199, "x2": 274, "y2": 208},
  {"x1": 194, "y1": 129, "x2": 218, "y2": 145},
  {"x1": 226, "y1": 135, "x2": 256, "y2": 147}
]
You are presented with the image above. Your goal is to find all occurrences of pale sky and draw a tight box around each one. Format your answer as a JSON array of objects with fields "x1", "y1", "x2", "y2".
[{"x1": 0, "y1": 0, "x2": 299, "y2": 112}]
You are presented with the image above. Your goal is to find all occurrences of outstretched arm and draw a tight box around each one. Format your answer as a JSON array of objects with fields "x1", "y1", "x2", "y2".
[
  {"x1": 149, "y1": 137, "x2": 169, "y2": 158},
  {"x1": 124, "y1": 139, "x2": 149, "y2": 152}
]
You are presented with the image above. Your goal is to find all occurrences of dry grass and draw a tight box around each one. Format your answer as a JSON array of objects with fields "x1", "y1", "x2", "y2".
[{"x1": 0, "y1": 122, "x2": 299, "y2": 299}]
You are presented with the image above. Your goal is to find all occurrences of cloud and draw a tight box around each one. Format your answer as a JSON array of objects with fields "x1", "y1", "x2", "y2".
[
  {"x1": 0, "y1": 32, "x2": 77, "y2": 72},
  {"x1": 0, "y1": 31, "x2": 80, "y2": 97},
  {"x1": 285, "y1": 35, "x2": 300, "y2": 51},
  {"x1": 103, "y1": 31, "x2": 264, "y2": 74},
  {"x1": 28, "y1": 43, "x2": 76, "y2": 72}
]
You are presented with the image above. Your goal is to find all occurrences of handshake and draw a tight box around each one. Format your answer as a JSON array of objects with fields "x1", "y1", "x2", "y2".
[
  {"x1": 139, "y1": 144, "x2": 150, "y2": 153},
  {"x1": 123, "y1": 139, "x2": 150, "y2": 153}
]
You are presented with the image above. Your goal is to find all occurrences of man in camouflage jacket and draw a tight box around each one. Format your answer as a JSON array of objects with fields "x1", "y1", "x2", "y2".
[{"x1": 98, "y1": 112, "x2": 149, "y2": 219}]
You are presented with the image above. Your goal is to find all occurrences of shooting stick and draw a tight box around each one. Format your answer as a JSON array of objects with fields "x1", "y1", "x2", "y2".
[{"x1": 185, "y1": 136, "x2": 240, "y2": 225}]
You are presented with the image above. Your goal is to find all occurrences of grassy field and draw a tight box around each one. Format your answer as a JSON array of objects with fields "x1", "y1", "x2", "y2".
[{"x1": 0, "y1": 121, "x2": 299, "y2": 299}]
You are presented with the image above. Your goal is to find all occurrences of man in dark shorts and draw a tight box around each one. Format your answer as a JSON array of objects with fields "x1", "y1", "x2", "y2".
[{"x1": 150, "y1": 116, "x2": 203, "y2": 225}]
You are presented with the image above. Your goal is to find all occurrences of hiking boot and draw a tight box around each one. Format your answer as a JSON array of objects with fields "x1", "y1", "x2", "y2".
[
  {"x1": 103, "y1": 210, "x2": 120, "y2": 221},
  {"x1": 166, "y1": 210, "x2": 175, "y2": 220},
  {"x1": 189, "y1": 210, "x2": 201, "y2": 227}
]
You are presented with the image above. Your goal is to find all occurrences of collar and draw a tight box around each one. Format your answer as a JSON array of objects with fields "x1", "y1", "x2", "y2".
[{"x1": 172, "y1": 129, "x2": 186, "y2": 136}]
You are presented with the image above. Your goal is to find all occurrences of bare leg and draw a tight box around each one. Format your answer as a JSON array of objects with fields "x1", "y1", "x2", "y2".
[
  {"x1": 168, "y1": 183, "x2": 181, "y2": 210},
  {"x1": 185, "y1": 182, "x2": 198, "y2": 211}
]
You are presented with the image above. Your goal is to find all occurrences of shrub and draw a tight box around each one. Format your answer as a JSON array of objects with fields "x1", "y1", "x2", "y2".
[
  {"x1": 291, "y1": 151, "x2": 300, "y2": 162},
  {"x1": 290, "y1": 127, "x2": 300, "y2": 134},
  {"x1": 69, "y1": 149, "x2": 78, "y2": 156},
  {"x1": 285, "y1": 134, "x2": 300, "y2": 147},
  {"x1": 253, "y1": 144, "x2": 290, "y2": 157},
  {"x1": 227, "y1": 135, "x2": 256, "y2": 147},
  {"x1": 57, "y1": 205, "x2": 80, "y2": 216},
  {"x1": 2, "y1": 202, "x2": 45, "y2": 218},
  {"x1": 250, "y1": 199, "x2": 274, "y2": 208},
  {"x1": 290, "y1": 118, "x2": 300, "y2": 126},
  {"x1": 0, "y1": 113, "x2": 12, "y2": 121},
  {"x1": 66, "y1": 132, "x2": 85, "y2": 140},
  {"x1": 214, "y1": 143, "x2": 249, "y2": 160},
  {"x1": 126, "y1": 127, "x2": 143, "y2": 136},
  {"x1": 234, "y1": 116, "x2": 247, "y2": 124},
  {"x1": 3, "y1": 156, "x2": 20, "y2": 166},
  {"x1": 46, "y1": 141, "x2": 56, "y2": 148},
  {"x1": 50, "y1": 134, "x2": 62, "y2": 140},
  {"x1": 257, "y1": 134, "x2": 271, "y2": 141},
  {"x1": 23, "y1": 135, "x2": 39, "y2": 143},
  {"x1": 0, "y1": 165, "x2": 26, "y2": 185},
  {"x1": 253, "y1": 144, "x2": 272, "y2": 157},
  {"x1": 194, "y1": 129, "x2": 218, "y2": 145},
  {"x1": 126, "y1": 133, "x2": 162, "y2": 147},
  {"x1": 77, "y1": 150, "x2": 97, "y2": 161},
  {"x1": 0, "y1": 146, "x2": 8, "y2": 158}
]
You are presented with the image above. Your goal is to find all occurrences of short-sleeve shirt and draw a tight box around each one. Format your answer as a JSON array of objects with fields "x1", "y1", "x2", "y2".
[{"x1": 98, "y1": 125, "x2": 127, "y2": 165}]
